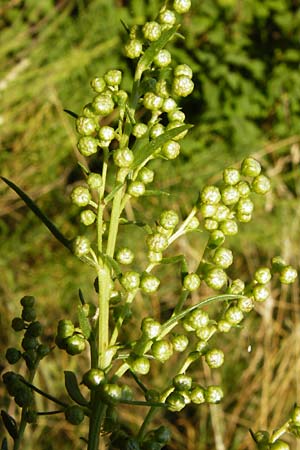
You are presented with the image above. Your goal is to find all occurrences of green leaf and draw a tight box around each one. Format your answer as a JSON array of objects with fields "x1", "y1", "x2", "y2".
[
  {"x1": 131, "y1": 124, "x2": 192, "y2": 169},
  {"x1": 63, "y1": 109, "x2": 79, "y2": 119},
  {"x1": 64, "y1": 371, "x2": 88, "y2": 407},
  {"x1": 1, "y1": 438, "x2": 8, "y2": 450},
  {"x1": 143, "y1": 189, "x2": 170, "y2": 197},
  {"x1": 104, "y1": 183, "x2": 124, "y2": 205},
  {"x1": 1, "y1": 410, "x2": 18, "y2": 440},
  {"x1": 105, "y1": 255, "x2": 122, "y2": 278},
  {"x1": 1, "y1": 177, "x2": 72, "y2": 252},
  {"x1": 77, "y1": 305, "x2": 92, "y2": 339}
]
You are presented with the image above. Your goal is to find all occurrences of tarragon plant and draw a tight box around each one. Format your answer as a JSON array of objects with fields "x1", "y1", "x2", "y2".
[{"x1": 1, "y1": 1, "x2": 298, "y2": 449}]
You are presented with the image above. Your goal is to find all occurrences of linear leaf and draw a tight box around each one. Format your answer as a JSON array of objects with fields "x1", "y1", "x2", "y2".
[
  {"x1": 63, "y1": 109, "x2": 78, "y2": 119},
  {"x1": 64, "y1": 371, "x2": 88, "y2": 406},
  {"x1": 77, "y1": 305, "x2": 92, "y2": 339},
  {"x1": 104, "y1": 183, "x2": 123, "y2": 204},
  {"x1": 1, "y1": 411, "x2": 18, "y2": 440},
  {"x1": 1, "y1": 438, "x2": 8, "y2": 450}
]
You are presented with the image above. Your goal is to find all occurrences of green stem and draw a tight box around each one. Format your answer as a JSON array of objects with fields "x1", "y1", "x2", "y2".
[
  {"x1": 137, "y1": 406, "x2": 158, "y2": 440},
  {"x1": 269, "y1": 419, "x2": 291, "y2": 443},
  {"x1": 98, "y1": 264, "x2": 111, "y2": 368},
  {"x1": 87, "y1": 391, "x2": 107, "y2": 450}
]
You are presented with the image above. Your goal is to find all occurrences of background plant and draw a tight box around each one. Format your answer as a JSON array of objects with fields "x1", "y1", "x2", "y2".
[{"x1": 1, "y1": 0, "x2": 300, "y2": 449}]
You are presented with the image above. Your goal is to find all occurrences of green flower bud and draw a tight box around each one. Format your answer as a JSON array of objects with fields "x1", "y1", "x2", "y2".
[
  {"x1": 166, "y1": 391, "x2": 186, "y2": 411},
  {"x1": 6, "y1": 348, "x2": 22, "y2": 364},
  {"x1": 158, "y1": 210, "x2": 179, "y2": 231},
  {"x1": 121, "y1": 271, "x2": 140, "y2": 291},
  {"x1": 162, "y1": 97, "x2": 177, "y2": 113},
  {"x1": 159, "y1": 9, "x2": 176, "y2": 25},
  {"x1": 213, "y1": 247, "x2": 233, "y2": 269},
  {"x1": 225, "y1": 306, "x2": 244, "y2": 325},
  {"x1": 143, "y1": 21, "x2": 162, "y2": 41},
  {"x1": 252, "y1": 175, "x2": 271, "y2": 195},
  {"x1": 183, "y1": 273, "x2": 201, "y2": 291},
  {"x1": 161, "y1": 140, "x2": 181, "y2": 159},
  {"x1": 221, "y1": 186, "x2": 240, "y2": 206},
  {"x1": 217, "y1": 319, "x2": 231, "y2": 333},
  {"x1": 155, "y1": 79, "x2": 169, "y2": 98},
  {"x1": 83, "y1": 103, "x2": 97, "y2": 118},
  {"x1": 152, "y1": 339, "x2": 173, "y2": 362},
  {"x1": 98, "y1": 125, "x2": 115, "y2": 142},
  {"x1": 253, "y1": 284, "x2": 269, "y2": 302},
  {"x1": 254, "y1": 267, "x2": 272, "y2": 284},
  {"x1": 200, "y1": 186, "x2": 221, "y2": 205},
  {"x1": 205, "y1": 385, "x2": 224, "y2": 403},
  {"x1": 150, "y1": 123, "x2": 165, "y2": 139},
  {"x1": 92, "y1": 94, "x2": 114, "y2": 116},
  {"x1": 57, "y1": 319, "x2": 75, "y2": 339},
  {"x1": 15, "y1": 386, "x2": 33, "y2": 407},
  {"x1": 208, "y1": 230, "x2": 225, "y2": 249},
  {"x1": 65, "y1": 405, "x2": 85, "y2": 425},
  {"x1": 190, "y1": 386, "x2": 205, "y2": 404},
  {"x1": 23, "y1": 350, "x2": 38, "y2": 369},
  {"x1": 113, "y1": 148, "x2": 134, "y2": 168},
  {"x1": 171, "y1": 334, "x2": 189, "y2": 352},
  {"x1": 223, "y1": 167, "x2": 240, "y2": 185},
  {"x1": 205, "y1": 268, "x2": 227, "y2": 291},
  {"x1": 291, "y1": 405, "x2": 300, "y2": 426},
  {"x1": 271, "y1": 256, "x2": 286, "y2": 272},
  {"x1": 71, "y1": 186, "x2": 91, "y2": 207},
  {"x1": 90, "y1": 77, "x2": 106, "y2": 93},
  {"x1": 241, "y1": 157, "x2": 261, "y2": 177},
  {"x1": 11, "y1": 317, "x2": 25, "y2": 331},
  {"x1": 20, "y1": 296, "x2": 35, "y2": 307},
  {"x1": 236, "y1": 198, "x2": 254, "y2": 215},
  {"x1": 124, "y1": 39, "x2": 143, "y2": 59},
  {"x1": 114, "y1": 90, "x2": 128, "y2": 106},
  {"x1": 219, "y1": 219, "x2": 238, "y2": 236},
  {"x1": 141, "y1": 317, "x2": 161, "y2": 339},
  {"x1": 26, "y1": 321, "x2": 42, "y2": 337},
  {"x1": 237, "y1": 296, "x2": 255, "y2": 313},
  {"x1": 138, "y1": 167, "x2": 154, "y2": 184},
  {"x1": 121, "y1": 385, "x2": 133, "y2": 401},
  {"x1": 80, "y1": 209, "x2": 96, "y2": 226},
  {"x1": 173, "y1": 0, "x2": 192, "y2": 14},
  {"x1": 65, "y1": 334, "x2": 86, "y2": 355},
  {"x1": 21, "y1": 306, "x2": 36, "y2": 322},
  {"x1": 76, "y1": 116, "x2": 97, "y2": 136},
  {"x1": 228, "y1": 279, "x2": 245, "y2": 294},
  {"x1": 143, "y1": 92, "x2": 163, "y2": 111},
  {"x1": 279, "y1": 265, "x2": 298, "y2": 284},
  {"x1": 254, "y1": 430, "x2": 269, "y2": 444},
  {"x1": 154, "y1": 49, "x2": 172, "y2": 67},
  {"x1": 204, "y1": 219, "x2": 218, "y2": 231},
  {"x1": 103, "y1": 383, "x2": 122, "y2": 404},
  {"x1": 270, "y1": 441, "x2": 290, "y2": 450},
  {"x1": 174, "y1": 64, "x2": 192, "y2": 79},
  {"x1": 78, "y1": 136, "x2": 98, "y2": 156},
  {"x1": 140, "y1": 274, "x2": 160, "y2": 293},
  {"x1": 37, "y1": 344, "x2": 50, "y2": 358},
  {"x1": 173, "y1": 374, "x2": 192, "y2": 391},
  {"x1": 196, "y1": 324, "x2": 217, "y2": 341},
  {"x1": 132, "y1": 123, "x2": 148, "y2": 138},
  {"x1": 83, "y1": 369, "x2": 105, "y2": 389},
  {"x1": 147, "y1": 233, "x2": 168, "y2": 252},
  {"x1": 73, "y1": 236, "x2": 91, "y2": 257},
  {"x1": 213, "y1": 204, "x2": 230, "y2": 222},
  {"x1": 196, "y1": 340, "x2": 209, "y2": 353},
  {"x1": 186, "y1": 216, "x2": 200, "y2": 231},
  {"x1": 25, "y1": 409, "x2": 37, "y2": 424},
  {"x1": 154, "y1": 426, "x2": 172, "y2": 444},
  {"x1": 205, "y1": 348, "x2": 224, "y2": 368},
  {"x1": 172, "y1": 76, "x2": 194, "y2": 97},
  {"x1": 128, "y1": 181, "x2": 146, "y2": 197},
  {"x1": 237, "y1": 180, "x2": 251, "y2": 197},
  {"x1": 237, "y1": 212, "x2": 252, "y2": 223},
  {"x1": 184, "y1": 309, "x2": 209, "y2": 331},
  {"x1": 147, "y1": 250, "x2": 163, "y2": 263},
  {"x1": 130, "y1": 356, "x2": 150, "y2": 375},
  {"x1": 104, "y1": 69, "x2": 122, "y2": 86},
  {"x1": 200, "y1": 204, "x2": 217, "y2": 218},
  {"x1": 116, "y1": 248, "x2": 134, "y2": 265}
]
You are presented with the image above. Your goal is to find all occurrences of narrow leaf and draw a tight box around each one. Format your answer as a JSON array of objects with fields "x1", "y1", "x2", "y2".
[
  {"x1": 1, "y1": 438, "x2": 8, "y2": 450},
  {"x1": 105, "y1": 255, "x2": 122, "y2": 278},
  {"x1": 77, "y1": 305, "x2": 92, "y2": 339},
  {"x1": 143, "y1": 189, "x2": 170, "y2": 197},
  {"x1": 64, "y1": 109, "x2": 79, "y2": 119},
  {"x1": 64, "y1": 371, "x2": 88, "y2": 406},
  {"x1": 1, "y1": 177, "x2": 72, "y2": 252},
  {"x1": 119, "y1": 218, "x2": 152, "y2": 234},
  {"x1": 104, "y1": 183, "x2": 123, "y2": 205},
  {"x1": 1, "y1": 411, "x2": 18, "y2": 440}
]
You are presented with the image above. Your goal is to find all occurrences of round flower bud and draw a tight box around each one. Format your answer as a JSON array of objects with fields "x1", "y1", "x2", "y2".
[
  {"x1": 146, "y1": 233, "x2": 168, "y2": 252},
  {"x1": 174, "y1": 64, "x2": 193, "y2": 79},
  {"x1": 205, "y1": 385, "x2": 224, "y2": 403},
  {"x1": 291, "y1": 405, "x2": 300, "y2": 427},
  {"x1": 253, "y1": 284, "x2": 269, "y2": 302},
  {"x1": 270, "y1": 441, "x2": 290, "y2": 450},
  {"x1": 137, "y1": 168, "x2": 154, "y2": 185},
  {"x1": 73, "y1": 236, "x2": 91, "y2": 257},
  {"x1": 166, "y1": 391, "x2": 186, "y2": 412},
  {"x1": 173, "y1": 0, "x2": 191, "y2": 14},
  {"x1": 172, "y1": 76, "x2": 194, "y2": 97},
  {"x1": 14, "y1": 386, "x2": 33, "y2": 407},
  {"x1": 11, "y1": 317, "x2": 25, "y2": 331},
  {"x1": 140, "y1": 274, "x2": 160, "y2": 293},
  {"x1": 154, "y1": 49, "x2": 171, "y2": 67},
  {"x1": 143, "y1": 92, "x2": 163, "y2": 111},
  {"x1": 90, "y1": 77, "x2": 106, "y2": 93},
  {"x1": 196, "y1": 340, "x2": 208, "y2": 353},
  {"x1": 159, "y1": 9, "x2": 176, "y2": 25},
  {"x1": 184, "y1": 310, "x2": 209, "y2": 331},
  {"x1": 236, "y1": 198, "x2": 254, "y2": 215},
  {"x1": 237, "y1": 296, "x2": 255, "y2": 313},
  {"x1": 183, "y1": 273, "x2": 201, "y2": 291},
  {"x1": 237, "y1": 212, "x2": 252, "y2": 223},
  {"x1": 113, "y1": 148, "x2": 134, "y2": 168},
  {"x1": 186, "y1": 216, "x2": 200, "y2": 231},
  {"x1": 121, "y1": 271, "x2": 140, "y2": 291},
  {"x1": 252, "y1": 175, "x2": 271, "y2": 195},
  {"x1": 104, "y1": 69, "x2": 122, "y2": 86},
  {"x1": 80, "y1": 209, "x2": 96, "y2": 226},
  {"x1": 162, "y1": 97, "x2": 177, "y2": 113},
  {"x1": 26, "y1": 321, "x2": 42, "y2": 337},
  {"x1": 237, "y1": 180, "x2": 251, "y2": 198},
  {"x1": 21, "y1": 307, "x2": 36, "y2": 322},
  {"x1": 152, "y1": 339, "x2": 173, "y2": 362},
  {"x1": 190, "y1": 386, "x2": 205, "y2": 404},
  {"x1": 65, "y1": 405, "x2": 85, "y2": 425},
  {"x1": 213, "y1": 247, "x2": 233, "y2": 269},
  {"x1": 154, "y1": 426, "x2": 172, "y2": 444},
  {"x1": 241, "y1": 157, "x2": 261, "y2": 177},
  {"x1": 76, "y1": 116, "x2": 97, "y2": 136},
  {"x1": 200, "y1": 186, "x2": 221, "y2": 205},
  {"x1": 116, "y1": 89, "x2": 129, "y2": 105},
  {"x1": 20, "y1": 296, "x2": 35, "y2": 308},
  {"x1": 221, "y1": 186, "x2": 240, "y2": 206},
  {"x1": 173, "y1": 374, "x2": 192, "y2": 391},
  {"x1": 121, "y1": 385, "x2": 133, "y2": 401},
  {"x1": 168, "y1": 109, "x2": 186, "y2": 122},
  {"x1": 156, "y1": 79, "x2": 169, "y2": 98},
  {"x1": 205, "y1": 348, "x2": 224, "y2": 369},
  {"x1": 147, "y1": 251, "x2": 163, "y2": 263},
  {"x1": 143, "y1": 21, "x2": 162, "y2": 41},
  {"x1": 205, "y1": 268, "x2": 227, "y2": 291},
  {"x1": 116, "y1": 248, "x2": 134, "y2": 265},
  {"x1": 223, "y1": 167, "x2": 240, "y2": 185},
  {"x1": 254, "y1": 430, "x2": 269, "y2": 444},
  {"x1": 57, "y1": 319, "x2": 75, "y2": 339},
  {"x1": 196, "y1": 325, "x2": 217, "y2": 341},
  {"x1": 65, "y1": 334, "x2": 86, "y2": 355},
  {"x1": 200, "y1": 204, "x2": 217, "y2": 218},
  {"x1": 37, "y1": 344, "x2": 50, "y2": 358},
  {"x1": 141, "y1": 317, "x2": 161, "y2": 339},
  {"x1": 83, "y1": 103, "x2": 97, "y2": 118},
  {"x1": 103, "y1": 383, "x2": 122, "y2": 404},
  {"x1": 225, "y1": 306, "x2": 244, "y2": 325},
  {"x1": 83, "y1": 369, "x2": 105, "y2": 389},
  {"x1": 77, "y1": 136, "x2": 98, "y2": 156},
  {"x1": 6, "y1": 348, "x2": 22, "y2": 364},
  {"x1": 92, "y1": 94, "x2": 114, "y2": 116},
  {"x1": 279, "y1": 265, "x2": 298, "y2": 284},
  {"x1": 208, "y1": 230, "x2": 225, "y2": 249},
  {"x1": 150, "y1": 123, "x2": 165, "y2": 139},
  {"x1": 271, "y1": 256, "x2": 286, "y2": 272},
  {"x1": 99, "y1": 126, "x2": 115, "y2": 142},
  {"x1": 219, "y1": 219, "x2": 238, "y2": 236},
  {"x1": 71, "y1": 186, "x2": 91, "y2": 207},
  {"x1": 217, "y1": 319, "x2": 231, "y2": 333},
  {"x1": 171, "y1": 334, "x2": 189, "y2": 352},
  {"x1": 132, "y1": 123, "x2": 148, "y2": 138},
  {"x1": 124, "y1": 39, "x2": 143, "y2": 59},
  {"x1": 130, "y1": 356, "x2": 150, "y2": 375},
  {"x1": 159, "y1": 210, "x2": 179, "y2": 230},
  {"x1": 213, "y1": 204, "x2": 230, "y2": 222},
  {"x1": 161, "y1": 140, "x2": 180, "y2": 159},
  {"x1": 128, "y1": 181, "x2": 145, "y2": 197},
  {"x1": 254, "y1": 267, "x2": 272, "y2": 284},
  {"x1": 166, "y1": 121, "x2": 188, "y2": 140}
]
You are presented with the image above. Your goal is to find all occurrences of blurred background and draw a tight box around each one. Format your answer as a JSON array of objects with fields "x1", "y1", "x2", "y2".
[{"x1": 0, "y1": 0, "x2": 300, "y2": 449}]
